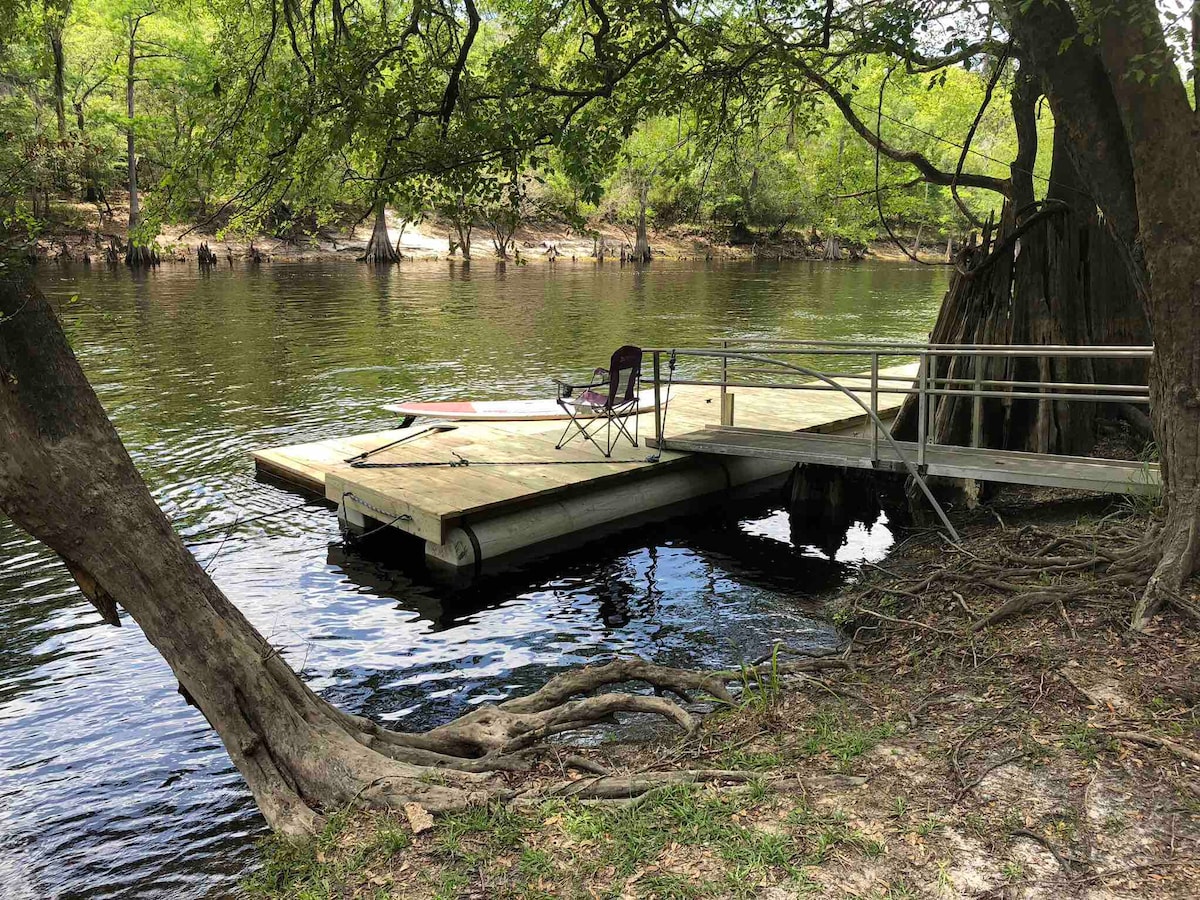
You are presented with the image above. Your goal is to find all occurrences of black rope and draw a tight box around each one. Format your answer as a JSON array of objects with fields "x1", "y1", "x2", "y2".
[
  {"x1": 874, "y1": 68, "x2": 940, "y2": 266},
  {"x1": 646, "y1": 350, "x2": 678, "y2": 462},
  {"x1": 185, "y1": 501, "x2": 315, "y2": 543},
  {"x1": 350, "y1": 453, "x2": 645, "y2": 469}
]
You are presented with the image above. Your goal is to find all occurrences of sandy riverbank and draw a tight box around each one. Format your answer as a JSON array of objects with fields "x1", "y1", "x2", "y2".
[{"x1": 31, "y1": 197, "x2": 949, "y2": 265}]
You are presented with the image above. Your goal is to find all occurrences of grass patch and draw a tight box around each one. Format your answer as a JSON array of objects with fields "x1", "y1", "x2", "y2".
[
  {"x1": 787, "y1": 802, "x2": 886, "y2": 864},
  {"x1": 243, "y1": 809, "x2": 375, "y2": 899},
  {"x1": 1061, "y1": 723, "x2": 1113, "y2": 762},
  {"x1": 436, "y1": 804, "x2": 537, "y2": 864},
  {"x1": 796, "y1": 709, "x2": 895, "y2": 770}
]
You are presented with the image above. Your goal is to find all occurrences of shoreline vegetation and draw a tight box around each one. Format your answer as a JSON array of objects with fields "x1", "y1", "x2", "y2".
[
  {"x1": 246, "y1": 488, "x2": 1200, "y2": 900},
  {"x1": 26, "y1": 195, "x2": 953, "y2": 266}
]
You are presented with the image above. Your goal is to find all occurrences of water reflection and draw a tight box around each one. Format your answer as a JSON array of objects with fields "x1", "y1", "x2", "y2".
[{"x1": 1, "y1": 259, "x2": 944, "y2": 897}]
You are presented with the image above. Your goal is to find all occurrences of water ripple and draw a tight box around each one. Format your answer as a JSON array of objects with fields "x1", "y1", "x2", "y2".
[{"x1": 1, "y1": 259, "x2": 944, "y2": 898}]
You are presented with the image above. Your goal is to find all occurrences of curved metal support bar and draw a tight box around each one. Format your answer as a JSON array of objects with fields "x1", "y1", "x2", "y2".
[{"x1": 670, "y1": 349, "x2": 962, "y2": 544}]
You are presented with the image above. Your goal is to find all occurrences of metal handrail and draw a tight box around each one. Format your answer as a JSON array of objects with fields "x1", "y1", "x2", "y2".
[
  {"x1": 700, "y1": 338, "x2": 1155, "y2": 354},
  {"x1": 647, "y1": 345, "x2": 1154, "y2": 358},
  {"x1": 650, "y1": 348, "x2": 962, "y2": 541},
  {"x1": 641, "y1": 378, "x2": 1149, "y2": 405},
  {"x1": 644, "y1": 342, "x2": 1155, "y2": 542}
]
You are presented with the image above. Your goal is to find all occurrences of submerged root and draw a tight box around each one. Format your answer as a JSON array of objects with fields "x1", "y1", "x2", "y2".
[{"x1": 359, "y1": 657, "x2": 735, "y2": 765}]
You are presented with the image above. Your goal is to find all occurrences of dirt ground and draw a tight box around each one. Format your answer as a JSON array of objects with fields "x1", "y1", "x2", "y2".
[{"x1": 244, "y1": 489, "x2": 1200, "y2": 899}]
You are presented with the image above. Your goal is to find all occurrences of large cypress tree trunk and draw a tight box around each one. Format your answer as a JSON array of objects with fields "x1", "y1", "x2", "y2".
[
  {"x1": 893, "y1": 83, "x2": 1148, "y2": 456},
  {"x1": 632, "y1": 183, "x2": 652, "y2": 263},
  {"x1": 1096, "y1": 20, "x2": 1200, "y2": 627},
  {"x1": 997, "y1": 0, "x2": 1197, "y2": 627},
  {"x1": 361, "y1": 201, "x2": 401, "y2": 263}
]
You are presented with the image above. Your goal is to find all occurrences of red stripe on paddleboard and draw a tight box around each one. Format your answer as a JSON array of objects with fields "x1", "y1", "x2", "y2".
[{"x1": 392, "y1": 401, "x2": 477, "y2": 414}]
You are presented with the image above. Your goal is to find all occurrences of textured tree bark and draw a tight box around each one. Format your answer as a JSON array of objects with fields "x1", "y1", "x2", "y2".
[
  {"x1": 361, "y1": 202, "x2": 401, "y2": 263},
  {"x1": 49, "y1": 27, "x2": 67, "y2": 142},
  {"x1": 1000, "y1": 0, "x2": 1198, "y2": 627},
  {"x1": 1087, "y1": 0, "x2": 1200, "y2": 627},
  {"x1": 893, "y1": 89, "x2": 1147, "y2": 456}
]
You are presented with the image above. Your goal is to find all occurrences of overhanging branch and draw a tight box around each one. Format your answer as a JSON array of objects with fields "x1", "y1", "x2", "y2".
[{"x1": 800, "y1": 62, "x2": 1010, "y2": 197}]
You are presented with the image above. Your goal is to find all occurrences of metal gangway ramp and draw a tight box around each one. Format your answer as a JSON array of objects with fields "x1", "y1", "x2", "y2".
[{"x1": 645, "y1": 341, "x2": 1160, "y2": 498}]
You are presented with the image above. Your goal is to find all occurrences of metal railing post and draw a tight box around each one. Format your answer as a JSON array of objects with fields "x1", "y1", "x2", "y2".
[
  {"x1": 927, "y1": 352, "x2": 938, "y2": 447},
  {"x1": 917, "y1": 351, "x2": 928, "y2": 467},
  {"x1": 715, "y1": 340, "x2": 734, "y2": 427},
  {"x1": 870, "y1": 351, "x2": 879, "y2": 463},
  {"x1": 720, "y1": 340, "x2": 729, "y2": 425},
  {"x1": 653, "y1": 350, "x2": 663, "y2": 448},
  {"x1": 971, "y1": 353, "x2": 983, "y2": 448}
]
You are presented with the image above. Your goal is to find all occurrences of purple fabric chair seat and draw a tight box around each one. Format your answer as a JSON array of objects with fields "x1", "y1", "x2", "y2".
[{"x1": 553, "y1": 346, "x2": 643, "y2": 457}]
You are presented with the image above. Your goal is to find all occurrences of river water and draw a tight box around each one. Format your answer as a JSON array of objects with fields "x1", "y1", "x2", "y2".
[{"x1": 0, "y1": 259, "x2": 945, "y2": 898}]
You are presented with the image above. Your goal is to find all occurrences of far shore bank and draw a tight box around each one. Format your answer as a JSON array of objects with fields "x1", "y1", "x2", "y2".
[{"x1": 28, "y1": 197, "x2": 953, "y2": 267}]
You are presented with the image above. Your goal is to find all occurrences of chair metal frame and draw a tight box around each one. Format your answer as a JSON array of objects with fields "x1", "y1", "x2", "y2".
[{"x1": 553, "y1": 345, "x2": 642, "y2": 457}]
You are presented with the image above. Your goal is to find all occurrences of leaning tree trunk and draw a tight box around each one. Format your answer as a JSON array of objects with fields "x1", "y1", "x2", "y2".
[
  {"x1": 361, "y1": 202, "x2": 400, "y2": 263},
  {"x1": 910, "y1": 223, "x2": 923, "y2": 260},
  {"x1": 0, "y1": 270, "x2": 460, "y2": 837},
  {"x1": 0, "y1": 268, "x2": 737, "y2": 836}
]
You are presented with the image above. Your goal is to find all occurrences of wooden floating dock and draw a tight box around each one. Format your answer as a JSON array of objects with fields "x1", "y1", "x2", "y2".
[{"x1": 252, "y1": 365, "x2": 917, "y2": 570}]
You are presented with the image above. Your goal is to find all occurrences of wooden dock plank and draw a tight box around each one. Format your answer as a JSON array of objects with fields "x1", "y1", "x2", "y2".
[{"x1": 662, "y1": 427, "x2": 1161, "y2": 496}]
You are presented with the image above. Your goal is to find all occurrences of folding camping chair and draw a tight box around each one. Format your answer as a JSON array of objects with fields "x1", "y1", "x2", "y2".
[{"x1": 553, "y1": 345, "x2": 643, "y2": 457}]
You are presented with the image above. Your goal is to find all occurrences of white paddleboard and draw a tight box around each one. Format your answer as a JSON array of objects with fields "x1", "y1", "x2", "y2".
[{"x1": 382, "y1": 397, "x2": 654, "y2": 422}]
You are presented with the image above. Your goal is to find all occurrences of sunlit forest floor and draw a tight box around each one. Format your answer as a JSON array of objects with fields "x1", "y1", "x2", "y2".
[
  {"x1": 245, "y1": 490, "x2": 1200, "y2": 900},
  {"x1": 28, "y1": 194, "x2": 945, "y2": 265}
]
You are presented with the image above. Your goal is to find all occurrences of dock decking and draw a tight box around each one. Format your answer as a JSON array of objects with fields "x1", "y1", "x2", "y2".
[
  {"x1": 252, "y1": 365, "x2": 916, "y2": 568},
  {"x1": 661, "y1": 426, "x2": 1161, "y2": 496}
]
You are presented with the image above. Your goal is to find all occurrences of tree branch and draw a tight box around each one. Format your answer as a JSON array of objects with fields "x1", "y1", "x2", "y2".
[
  {"x1": 800, "y1": 63, "x2": 1010, "y2": 196},
  {"x1": 439, "y1": 0, "x2": 479, "y2": 128}
]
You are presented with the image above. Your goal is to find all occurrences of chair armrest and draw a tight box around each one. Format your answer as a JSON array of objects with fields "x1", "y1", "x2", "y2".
[{"x1": 553, "y1": 377, "x2": 610, "y2": 399}]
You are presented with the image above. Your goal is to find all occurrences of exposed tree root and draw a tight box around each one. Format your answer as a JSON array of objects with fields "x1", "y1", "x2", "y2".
[
  {"x1": 516, "y1": 769, "x2": 756, "y2": 803},
  {"x1": 1132, "y1": 489, "x2": 1200, "y2": 630},
  {"x1": 839, "y1": 517, "x2": 1196, "y2": 634},
  {"x1": 1106, "y1": 730, "x2": 1200, "y2": 766},
  {"x1": 238, "y1": 655, "x2": 769, "y2": 835},
  {"x1": 349, "y1": 658, "x2": 735, "y2": 766}
]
